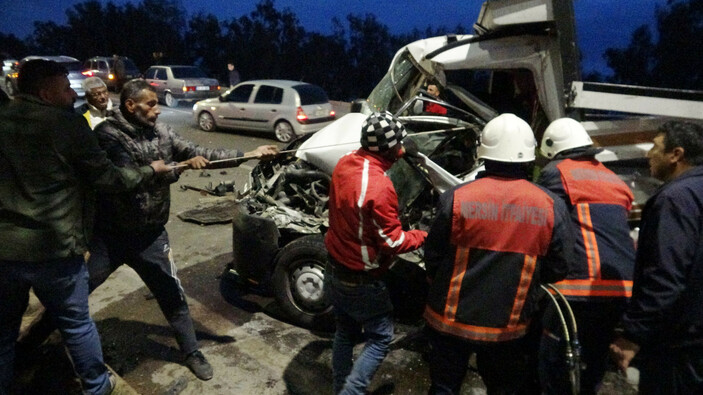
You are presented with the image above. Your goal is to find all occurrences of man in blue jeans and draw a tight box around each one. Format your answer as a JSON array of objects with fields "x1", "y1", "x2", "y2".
[
  {"x1": 0, "y1": 59, "x2": 170, "y2": 394},
  {"x1": 324, "y1": 112, "x2": 427, "y2": 394}
]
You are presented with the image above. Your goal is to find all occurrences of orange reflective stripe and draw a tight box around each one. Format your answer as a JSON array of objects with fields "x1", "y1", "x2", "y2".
[
  {"x1": 508, "y1": 255, "x2": 537, "y2": 326},
  {"x1": 554, "y1": 279, "x2": 633, "y2": 297},
  {"x1": 424, "y1": 306, "x2": 529, "y2": 342},
  {"x1": 444, "y1": 246, "x2": 470, "y2": 321},
  {"x1": 577, "y1": 203, "x2": 601, "y2": 278}
]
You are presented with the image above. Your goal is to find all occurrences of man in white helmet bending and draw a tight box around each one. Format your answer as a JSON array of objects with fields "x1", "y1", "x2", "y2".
[{"x1": 423, "y1": 113, "x2": 573, "y2": 394}]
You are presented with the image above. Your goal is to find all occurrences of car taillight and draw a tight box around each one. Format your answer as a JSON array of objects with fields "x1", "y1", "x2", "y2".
[
  {"x1": 81, "y1": 70, "x2": 93, "y2": 76},
  {"x1": 183, "y1": 86, "x2": 196, "y2": 92},
  {"x1": 330, "y1": 110, "x2": 336, "y2": 118},
  {"x1": 108, "y1": 74, "x2": 114, "y2": 80},
  {"x1": 296, "y1": 107, "x2": 308, "y2": 123}
]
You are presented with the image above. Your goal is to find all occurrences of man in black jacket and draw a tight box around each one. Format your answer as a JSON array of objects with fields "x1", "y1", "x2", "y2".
[
  {"x1": 610, "y1": 121, "x2": 703, "y2": 394},
  {"x1": 89, "y1": 79, "x2": 277, "y2": 381}
]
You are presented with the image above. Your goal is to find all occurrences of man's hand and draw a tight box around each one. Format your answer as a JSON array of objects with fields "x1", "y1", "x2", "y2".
[
  {"x1": 244, "y1": 145, "x2": 279, "y2": 161},
  {"x1": 609, "y1": 337, "x2": 640, "y2": 373},
  {"x1": 149, "y1": 160, "x2": 174, "y2": 174},
  {"x1": 179, "y1": 156, "x2": 210, "y2": 170}
]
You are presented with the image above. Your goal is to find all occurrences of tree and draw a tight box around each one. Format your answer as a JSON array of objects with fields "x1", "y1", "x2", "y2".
[{"x1": 604, "y1": 0, "x2": 703, "y2": 90}]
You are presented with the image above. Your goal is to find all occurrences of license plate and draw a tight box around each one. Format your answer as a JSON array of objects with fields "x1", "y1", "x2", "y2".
[
  {"x1": 315, "y1": 109, "x2": 325, "y2": 117},
  {"x1": 196, "y1": 86, "x2": 210, "y2": 91}
]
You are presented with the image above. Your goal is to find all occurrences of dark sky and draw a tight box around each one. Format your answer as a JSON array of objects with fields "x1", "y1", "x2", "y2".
[{"x1": 0, "y1": 0, "x2": 668, "y2": 74}]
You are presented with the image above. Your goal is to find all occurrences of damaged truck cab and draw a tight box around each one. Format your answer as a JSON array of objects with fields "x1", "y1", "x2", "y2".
[{"x1": 225, "y1": 0, "x2": 703, "y2": 329}]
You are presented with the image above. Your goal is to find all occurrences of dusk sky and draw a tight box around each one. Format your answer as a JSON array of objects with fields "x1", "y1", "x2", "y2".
[{"x1": 0, "y1": 0, "x2": 669, "y2": 74}]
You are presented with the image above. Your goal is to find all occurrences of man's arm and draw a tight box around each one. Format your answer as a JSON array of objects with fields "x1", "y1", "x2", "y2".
[
  {"x1": 369, "y1": 179, "x2": 427, "y2": 255},
  {"x1": 70, "y1": 117, "x2": 169, "y2": 191},
  {"x1": 424, "y1": 188, "x2": 454, "y2": 279},
  {"x1": 540, "y1": 194, "x2": 573, "y2": 284}
]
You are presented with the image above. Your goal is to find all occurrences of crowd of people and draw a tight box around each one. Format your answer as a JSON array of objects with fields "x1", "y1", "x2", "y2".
[{"x1": 1, "y1": 58, "x2": 702, "y2": 395}]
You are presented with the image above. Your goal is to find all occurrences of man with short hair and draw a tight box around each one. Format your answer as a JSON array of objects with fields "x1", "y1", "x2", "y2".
[
  {"x1": 325, "y1": 111, "x2": 427, "y2": 394},
  {"x1": 89, "y1": 79, "x2": 278, "y2": 381},
  {"x1": 78, "y1": 76, "x2": 113, "y2": 129},
  {"x1": 423, "y1": 113, "x2": 573, "y2": 394},
  {"x1": 610, "y1": 121, "x2": 703, "y2": 394},
  {"x1": 0, "y1": 59, "x2": 171, "y2": 395},
  {"x1": 424, "y1": 83, "x2": 447, "y2": 115},
  {"x1": 227, "y1": 62, "x2": 240, "y2": 88}
]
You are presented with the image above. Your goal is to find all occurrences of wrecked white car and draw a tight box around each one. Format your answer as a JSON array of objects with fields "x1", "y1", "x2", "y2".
[{"x1": 221, "y1": 0, "x2": 684, "y2": 329}]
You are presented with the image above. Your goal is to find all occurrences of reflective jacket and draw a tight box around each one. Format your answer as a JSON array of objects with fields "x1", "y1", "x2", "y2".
[
  {"x1": 622, "y1": 166, "x2": 703, "y2": 349},
  {"x1": 424, "y1": 170, "x2": 572, "y2": 343},
  {"x1": 0, "y1": 96, "x2": 154, "y2": 261},
  {"x1": 324, "y1": 149, "x2": 427, "y2": 272},
  {"x1": 538, "y1": 152, "x2": 635, "y2": 300},
  {"x1": 94, "y1": 109, "x2": 243, "y2": 233}
]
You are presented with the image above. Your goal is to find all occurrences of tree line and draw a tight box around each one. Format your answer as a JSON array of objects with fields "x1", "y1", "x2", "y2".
[{"x1": 1, "y1": 0, "x2": 701, "y2": 101}]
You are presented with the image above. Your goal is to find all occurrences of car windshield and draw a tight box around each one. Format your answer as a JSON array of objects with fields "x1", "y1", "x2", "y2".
[
  {"x1": 109, "y1": 58, "x2": 140, "y2": 73},
  {"x1": 365, "y1": 49, "x2": 424, "y2": 114},
  {"x1": 171, "y1": 66, "x2": 208, "y2": 79},
  {"x1": 293, "y1": 84, "x2": 329, "y2": 105}
]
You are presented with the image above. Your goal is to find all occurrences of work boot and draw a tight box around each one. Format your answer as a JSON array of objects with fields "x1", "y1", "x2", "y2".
[{"x1": 185, "y1": 350, "x2": 213, "y2": 380}]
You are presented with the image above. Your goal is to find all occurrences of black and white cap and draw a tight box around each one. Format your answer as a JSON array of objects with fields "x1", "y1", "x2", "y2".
[{"x1": 360, "y1": 112, "x2": 407, "y2": 152}]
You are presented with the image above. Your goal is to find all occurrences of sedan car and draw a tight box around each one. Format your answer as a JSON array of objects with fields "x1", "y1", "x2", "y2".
[
  {"x1": 5, "y1": 55, "x2": 86, "y2": 97},
  {"x1": 143, "y1": 65, "x2": 220, "y2": 107},
  {"x1": 192, "y1": 80, "x2": 336, "y2": 143}
]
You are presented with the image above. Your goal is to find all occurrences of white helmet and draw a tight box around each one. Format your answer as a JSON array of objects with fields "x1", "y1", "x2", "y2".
[
  {"x1": 477, "y1": 113, "x2": 536, "y2": 163},
  {"x1": 540, "y1": 117, "x2": 593, "y2": 158}
]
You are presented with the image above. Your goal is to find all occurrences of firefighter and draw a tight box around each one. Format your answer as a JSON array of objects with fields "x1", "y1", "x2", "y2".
[
  {"x1": 537, "y1": 117, "x2": 635, "y2": 394},
  {"x1": 423, "y1": 113, "x2": 573, "y2": 394},
  {"x1": 324, "y1": 111, "x2": 427, "y2": 394}
]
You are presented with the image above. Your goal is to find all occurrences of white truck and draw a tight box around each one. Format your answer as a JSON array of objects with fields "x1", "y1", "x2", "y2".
[{"x1": 224, "y1": 0, "x2": 703, "y2": 330}]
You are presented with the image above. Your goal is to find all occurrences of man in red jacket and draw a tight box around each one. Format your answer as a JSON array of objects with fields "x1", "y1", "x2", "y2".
[{"x1": 325, "y1": 111, "x2": 427, "y2": 394}]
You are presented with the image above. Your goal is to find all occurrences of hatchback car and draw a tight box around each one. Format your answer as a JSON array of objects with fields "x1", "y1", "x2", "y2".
[
  {"x1": 82, "y1": 56, "x2": 141, "y2": 91},
  {"x1": 192, "y1": 80, "x2": 336, "y2": 143},
  {"x1": 143, "y1": 65, "x2": 220, "y2": 107},
  {"x1": 5, "y1": 55, "x2": 86, "y2": 98}
]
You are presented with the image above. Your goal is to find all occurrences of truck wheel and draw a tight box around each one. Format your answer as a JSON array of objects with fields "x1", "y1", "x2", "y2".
[
  {"x1": 272, "y1": 235, "x2": 334, "y2": 331},
  {"x1": 165, "y1": 92, "x2": 179, "y2": 107}
]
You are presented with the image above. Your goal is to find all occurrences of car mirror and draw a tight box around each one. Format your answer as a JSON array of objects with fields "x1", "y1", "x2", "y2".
[{"x1": 218, "y1": 95, "x2": 225, "y2": 102}]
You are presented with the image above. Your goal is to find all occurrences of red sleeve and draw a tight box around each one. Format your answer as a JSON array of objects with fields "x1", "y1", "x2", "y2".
[{"x1": 369, "y1": 178, "x2": 427, "y2": 254}]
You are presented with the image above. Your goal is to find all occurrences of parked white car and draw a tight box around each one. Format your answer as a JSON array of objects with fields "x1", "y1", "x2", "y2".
[{"x1": 192, "y1": 79, "x2": 336, "y2": 143}]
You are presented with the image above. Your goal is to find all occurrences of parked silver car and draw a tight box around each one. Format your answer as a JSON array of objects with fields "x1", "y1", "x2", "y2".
[
  {"x1": 5, "y1": 55, "x2": 86, "y2": 98},
  {"x1": 192, "y1": 79, "x2": 336, "y2": 143},
  {"x1": 143, "y1": 65, "x2": 220, "y2": 107}
]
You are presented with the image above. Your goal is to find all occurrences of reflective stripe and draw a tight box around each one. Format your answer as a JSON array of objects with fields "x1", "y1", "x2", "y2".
[
  {"x1": 508, "y1": 255, "x2": 537, "y2": 327},
  {"x1": 424, "y1": 306, "x2": 529, "y2": 342},
  {"x1": 374, "y1": 218, "x2": 406, "y2": 249},
  {"x1": 357, "y1": 159, "x2": 373, "y2": 269},
  {"x1": 554, "y1": 279, "x2": 633, "y2": 297},
  {"x1": 577, "y1": 203, "x2": 601, "y2": 278},
  {"x1": 444, "y1": 246, "x2": 470, "y2": 321}
]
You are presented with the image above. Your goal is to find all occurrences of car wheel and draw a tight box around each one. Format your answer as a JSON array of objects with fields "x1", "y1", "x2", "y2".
[
  {"x1": 164, "y1": 92, "x2": 179, "y2": 108},
  {"x1": 272, "y1": 235, "x2": 334, "y2": 331},
  {"x1": 5, "y1": 79, "x2": 15, "y2": 96},
  {"x1": 274, "y1": 120, "x2": 295, "y2": 143},
  {"x1": 198, "y1": 112, "x2": 216, "y2": 132}
]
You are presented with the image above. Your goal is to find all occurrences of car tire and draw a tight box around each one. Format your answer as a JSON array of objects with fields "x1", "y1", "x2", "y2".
[
  {"x1": 274, "y1": 120, "x2": 295, "y2": 143},
  {"x1": 164, "y1": 92, "x2": 179, "y2": 108},
  {"x1": 198, "y1": 112, "x2": 216, "y2": 132},
  {"x1": 272, "y1": 235, "x2": 334, "y2": 331}
]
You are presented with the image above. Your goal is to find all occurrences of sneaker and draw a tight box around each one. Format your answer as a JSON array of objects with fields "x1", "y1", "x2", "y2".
[{"x1": 185, "y1": 350, "x2": 213, "y2": 380}]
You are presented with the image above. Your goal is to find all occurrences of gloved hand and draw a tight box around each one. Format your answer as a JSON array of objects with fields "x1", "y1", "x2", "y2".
[{"x1": 402, "y1": 138, "x2": 420, "y2": 158}]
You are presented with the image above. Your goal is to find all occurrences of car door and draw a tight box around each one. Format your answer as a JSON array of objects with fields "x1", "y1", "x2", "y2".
[
  {"x1": 146, "y1": 67, "x2": 168, "y2": 100},
  {"x1": 218, "y1": 83, "x2": 255, "y2": 129},
  {"x1": 249, "y1": 84, "x2": 285, "y2": 132}
]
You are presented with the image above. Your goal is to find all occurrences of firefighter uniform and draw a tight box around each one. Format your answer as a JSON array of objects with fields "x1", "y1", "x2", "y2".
[
  {"x1": 537, "y1": 118, "x2": 635, "y2": 394},
  {"x1": 424, "y1": 114, "x2": 573, "y2": 394}
]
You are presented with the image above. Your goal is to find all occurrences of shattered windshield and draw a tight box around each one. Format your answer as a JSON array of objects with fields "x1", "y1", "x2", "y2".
[{"x1": 365, "y1": 50, "x2": 424, "y2": 114}]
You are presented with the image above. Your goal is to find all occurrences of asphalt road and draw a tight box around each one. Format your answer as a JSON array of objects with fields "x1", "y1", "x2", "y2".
[{"x1": 12, "y1": 97, "x2": 637, "y2": 395}]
